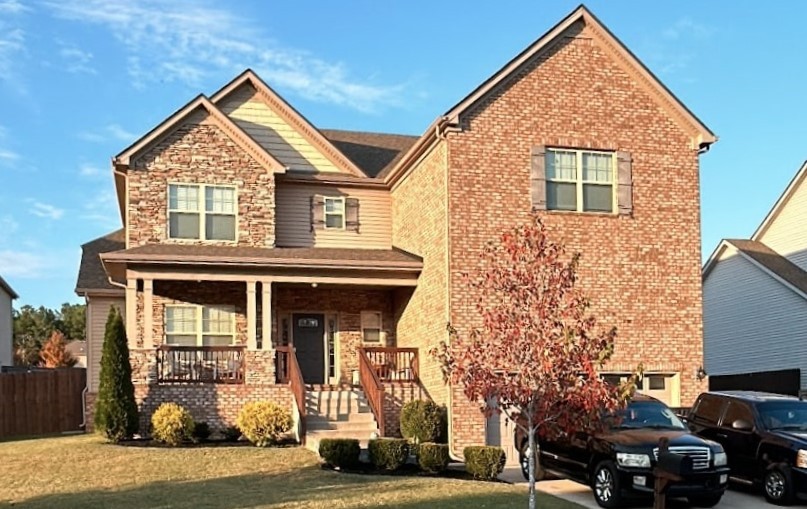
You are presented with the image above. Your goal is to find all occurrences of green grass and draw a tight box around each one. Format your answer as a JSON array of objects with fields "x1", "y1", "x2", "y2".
[{"x1": 0, "y1": 434, "x2": 582, "y2": 508}]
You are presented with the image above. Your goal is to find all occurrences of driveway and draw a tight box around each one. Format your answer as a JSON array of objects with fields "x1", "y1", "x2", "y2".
[{"x1": 500, "y1": 467, "x2": 807, "y2": 508}]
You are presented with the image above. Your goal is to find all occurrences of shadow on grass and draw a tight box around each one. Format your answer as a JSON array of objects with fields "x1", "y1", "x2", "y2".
[{"x1": 4, "y1": 465, "x2": 578, "y2": 509}]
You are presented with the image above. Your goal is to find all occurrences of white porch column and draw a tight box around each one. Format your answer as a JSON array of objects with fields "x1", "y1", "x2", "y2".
[
  {"x1": 246, "y1": 280, "x2": 257, "y2": 350},
  {"x1": 126, "y1": 278, "x2": 138, "y2": 348},
  {"x1": 261, "y1": 280, "x2": 272, "y2": 350},
  {"x1": 143, "y1": 278, "x2": 154, "y2": 349}
]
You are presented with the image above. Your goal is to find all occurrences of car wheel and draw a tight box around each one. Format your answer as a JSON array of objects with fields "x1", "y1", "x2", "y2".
[
  {"x1": 592, "y1": 461, "x2": 623, "y2": 509},
  {"x1": 519, "y1": 443, "x2": 546, "y2": 482},
  {"x1": 687, "y1": 494, "x2": 723, "y2": 507},
  {"x1": 764, "y1": 466, "x2": 795, "y2": 505}
]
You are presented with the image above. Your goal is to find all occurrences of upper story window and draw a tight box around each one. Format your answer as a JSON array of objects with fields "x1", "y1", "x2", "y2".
[
  {"x1": 165, "y1": 304, "x2": 235, "y2": 346},
  {"x1": 361, "y1": 311, "x2": 382, "y2": 343},
  {"x1": 324, "y1": 197, "x2": 345, "y2": 229},
  {"x1": 168, "y1": 184, "x2": 236, "y2": 241},
  {"x1": 546, "y1": 149, "x2": 615, "y2": 213}
]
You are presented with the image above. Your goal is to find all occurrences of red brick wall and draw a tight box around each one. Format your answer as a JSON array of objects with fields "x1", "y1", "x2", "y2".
[
  {"x1": 444, "y1": 22, "x2": 708, "y2": 452},
  {"x1": 382, "y1": 382, "x2": 425, "y2": 437},
  {"x1": 128, "y1": 116, "x2": 276, "y2": 248}
]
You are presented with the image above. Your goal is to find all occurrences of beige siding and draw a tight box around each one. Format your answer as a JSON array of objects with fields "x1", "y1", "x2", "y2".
[
  {"x1": 757, "y1": 174, "x2": 807, "y2": 271},
  {"x1": 87, "y1": 296, "x2": 125, "y2": 392},
  {"x1": 703, "y1": 247, "x2": 807, "y2": 390},
  {"x1": 219, "y1": 84, "x2": 342, "y2": 173},
  {"x1": 275, "y1": 182, "x2": 392, "y2": 248},
  {"x1": 0, "y1": 289, "x2": 11, "y2": 367}
]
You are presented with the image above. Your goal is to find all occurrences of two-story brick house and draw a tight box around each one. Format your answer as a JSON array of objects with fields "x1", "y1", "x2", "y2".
[{"x1": 76, "y1": 6, "x2": 714, "y2": 454}]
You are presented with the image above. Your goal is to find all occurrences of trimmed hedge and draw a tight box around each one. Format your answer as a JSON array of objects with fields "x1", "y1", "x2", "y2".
[
  {"x1": 319, "y1": 438, "x2": 361, "y2": 469},
  {"x1": 221, "y1": 426, "x2": 241, "y2": 442},
  {"x1": 418, "y1": 442, "x2": 450, "y2": 473},
  {"x1": 368, "y1": 438, "x2": 409, "y2": 471},
  {"x1": 464, "y1": 446, "x2": 506, "y2": 481},
  {"x1": 236, "y1": 401, "x2": 293, "y2": 447},
  {"x1": 400, "y1": 400, "x2": 446, "y2": 444},
  {"x1": 151, "y1": 402, "x2": 194, "y2": 446},
  {"x1": 192, "y1": 421, "x2": 212, "y2": 442}
]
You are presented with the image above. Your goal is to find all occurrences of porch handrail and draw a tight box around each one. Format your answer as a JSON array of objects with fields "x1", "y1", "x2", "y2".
[
  {"x1": 276, "y1": 346, "x2": 306, "y2": 442},
  {"x1": 357, "y1": 347, "x2": 386, "y2": 437},
  {"x1": 156, "y1": 345, "x2": 245, "y2": 384},
  {"x1": 361, "y1": 347, "x2": 419, "y2": 383}
]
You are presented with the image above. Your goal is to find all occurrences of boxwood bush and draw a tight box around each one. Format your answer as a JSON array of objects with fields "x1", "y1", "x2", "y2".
[
  {"x1": 151, "y1": 402, "x2": 194, "y2": 446},
  {"x1": 192, "y1": 421, "x2": 212, "y2": 442},
  {"x1": 368, "y1": 438, "x2": 409, "y2": 471},
  {"x1": 319, "y1": 438, "x2": 361, "y2": 469},
  {"x1": 464, "y1": 446, "x2": 506, "y2": 480},
  {"x1": 236, "y1": 401, "x2": 292, "y2": 447},
  {"x1": 400, "y1": 400, "x2": 446, "y2": 444},
  {"x1": 418, "y1": 442, "x2": 450, "y2": 473}
]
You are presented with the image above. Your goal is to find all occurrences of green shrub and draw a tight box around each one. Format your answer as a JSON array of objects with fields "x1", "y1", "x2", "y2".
[
  {"x1": 319, "y1": 438, "x2": 361, "y2": 469},
  {"x1": 151, "y1": 403, "x2": 195, "y2": 446},
  {"x1": 400, "y1": 400, "x2": 446, "y2": 444},
  {"x1": 464, "y1": 446, "x2": 506, "y2": 481},
  {"x1": 418, "y1": 442, "x2": 450, "y2": 473},
  {"x1": 236, "y1": 401, "x2": 292, "y2": 447},
  {"x1": 368, "y1": 438, "x2": 409, "y2": 471},
  {"x1": 221, "y1": 426, "x2": 241, "y2": 442},
  {"x1": 94, "y1": 307, "x2": 139, "y2": 442},
  {"x1": 192, "y1": 421, "x2": 212, "y2": 442}
]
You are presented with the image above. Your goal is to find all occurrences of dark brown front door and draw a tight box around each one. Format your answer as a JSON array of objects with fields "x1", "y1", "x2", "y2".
[{"x1": 293, "y1": 313, "x2": 325, "y2": 384}]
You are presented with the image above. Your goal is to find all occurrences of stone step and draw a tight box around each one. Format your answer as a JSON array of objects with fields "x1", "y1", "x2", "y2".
[
  {"x1": 306, "y1": 428, "x2": 379, "y2": 443},
  {"x1": 307, "y1": 420, "x2": 379, "y2": 432},
  {"x1": 307, "y1": 412, "x2": 376, "y2": 424}
]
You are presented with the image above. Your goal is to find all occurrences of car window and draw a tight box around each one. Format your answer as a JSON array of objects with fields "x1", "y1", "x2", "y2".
[
  {"x1": 614, "y1": 401, "x2": 686, "y2": 430},
  {"x1": 757, "y1": 401, "x2": 807, "y2": 431},
  {"x1": 692, "y1": 395, "x2": 726, "y2": 425},
  {"x1": 721, "y1": 401, "x2": 753, "y2": 429}
]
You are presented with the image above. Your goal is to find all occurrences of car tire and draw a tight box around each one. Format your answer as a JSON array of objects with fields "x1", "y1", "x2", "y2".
[
  {"x1": 687, "y1": 494, "x2": 723, "y2": 507},
  {"x1": 592, "y1": 460, "x2": 623, "y2": 509},
  {"x1": 519, "y1": 442, "x2": 546, "y2": 482},
  {"x1": 764, "y1": 465, "x2": 795, "y2": 506}
]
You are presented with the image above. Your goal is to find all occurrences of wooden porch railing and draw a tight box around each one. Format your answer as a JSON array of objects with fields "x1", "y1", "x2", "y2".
[
  {"x1": 156, "y1": 345, "x2": 245, "y2": 384},
  {"x1": 361, "y1": 347, "x2": 419, "y2": 383},
  {"x1": 358, "y1": 348, "x2": 386, "y2": 437},
  {"x1": 276, "y1": 346, "x2": 306, "y2": 442}
]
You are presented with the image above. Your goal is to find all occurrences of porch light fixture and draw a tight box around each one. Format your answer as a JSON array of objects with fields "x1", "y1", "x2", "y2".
[
  {"x1": 311, "y1": 282, "x2": 318, "y2": 288},
  {"x1": 695, "y1": 366, "x2": 707, "y2": 381}
]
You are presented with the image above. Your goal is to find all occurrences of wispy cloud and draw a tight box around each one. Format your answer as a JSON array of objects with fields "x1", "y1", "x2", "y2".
[
  {"x1": 59, "y1": 45, "x2": 97, "y2": 74},
  {"x1": 0, "y1": 124, "x2": 19, "y2": 165},
  {"x1": 0, "y1": 249, "x2": 53, "y2": 278},
  {"x1": 78, "y1": 163, "x2": 104, "y2": 177},
  {"x1": 662, "y1": 18, "x2": 715, "y2": 41},
  {"x1": 81, "y1": 187, "x2": 120, "y2": 228},
  {"x1": 44, "y1": 0, "x2": 406, "y2": 112},
  {"x1": 28, "y1": 200, "x2": 65, "y2": 220},
  {"x1": 642, "y1": 18, "x2": 715, "y2": 81},
  {"x1": 0, "y1": 0, "x2": 30, "y2": 14},
  {"x1": 0, "y1": 1, "x2": 28, "y2": 92},
  {"x1": 77, "y1": 123, "x2": 136, "y2": 143}
]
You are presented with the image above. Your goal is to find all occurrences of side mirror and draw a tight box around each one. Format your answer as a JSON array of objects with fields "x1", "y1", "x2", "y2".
[{"x1": 732, "y1": 419, "x2": 753, "y2": 431}]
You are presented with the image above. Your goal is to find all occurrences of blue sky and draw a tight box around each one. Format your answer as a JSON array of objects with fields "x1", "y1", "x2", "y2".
[{"x1": 1, "y1": 0, "x2": 806, "y2": 309}]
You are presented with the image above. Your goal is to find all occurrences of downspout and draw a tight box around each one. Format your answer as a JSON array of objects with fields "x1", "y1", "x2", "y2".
[{"x1": 79, "y1": 294, "x2": 90, "y2": 430}]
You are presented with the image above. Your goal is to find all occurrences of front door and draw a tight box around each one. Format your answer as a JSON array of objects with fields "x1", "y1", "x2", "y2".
[{"x1": 293, "y1": 313, "x2": 325, "y2": 384}]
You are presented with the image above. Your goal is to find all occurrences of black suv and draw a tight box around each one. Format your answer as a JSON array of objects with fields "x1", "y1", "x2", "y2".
[
  {"x1": 515, "y1": 394, "x2": 729, "y2": 508},
  {"x1": 687, "y1": 391, "x2": 807, "y2": 505}
]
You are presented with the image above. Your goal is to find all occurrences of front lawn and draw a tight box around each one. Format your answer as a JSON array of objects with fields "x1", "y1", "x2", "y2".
[{"x1": 0, "y1": 435, "x2": 581, "y2": 508}]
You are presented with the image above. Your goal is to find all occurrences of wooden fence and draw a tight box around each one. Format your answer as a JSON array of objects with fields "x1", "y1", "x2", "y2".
[{"x1": 0, "y1": 368, "x2": 86, "y2": 439}]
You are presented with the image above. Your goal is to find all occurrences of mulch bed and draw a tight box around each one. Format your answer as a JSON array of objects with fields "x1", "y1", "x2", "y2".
[
  {"x1": 321, "y1": 461, "x2": 505, "y2": 482},
  {"x1": 115, "y1": 437, "x2": 298, "y2": 448}
]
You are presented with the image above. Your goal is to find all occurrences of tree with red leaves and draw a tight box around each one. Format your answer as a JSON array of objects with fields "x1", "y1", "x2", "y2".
[
  {"x1": 40, "y1": 330, "x2": 77, "y2": 368},
  {"x1": 433, "y1": 216, "x2": 638, "y2": 509}
]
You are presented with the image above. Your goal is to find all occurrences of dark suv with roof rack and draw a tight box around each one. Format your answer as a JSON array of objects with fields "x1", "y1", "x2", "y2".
[
  {"x1": 515, "y1": 393, "x2": 729, "y2": 508},
  {"x1": 687, "y1": 391, "x2": 807, "y2": 505}
]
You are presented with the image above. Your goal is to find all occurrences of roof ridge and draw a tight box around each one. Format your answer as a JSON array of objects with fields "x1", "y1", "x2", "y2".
[{"x1": 321, "y1": 128, "x2": 419, "y2": 139}]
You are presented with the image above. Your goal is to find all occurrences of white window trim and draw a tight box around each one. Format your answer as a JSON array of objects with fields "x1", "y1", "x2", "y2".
[
  {"x1": 323, "y1": 196, "x2": 346, "y2": 230},
  {"x1": 361, "y1": 310, "x2": 383, "y2": 344},
  {"x1": 167, "y1": 183, "x2": 239, "y2": 242},
  {"x1": 546, "y1": 148, "x2": 617, "y2": 214},
  {"x1": 164, "y1": 304, "x2": 236, "y2": 346}
]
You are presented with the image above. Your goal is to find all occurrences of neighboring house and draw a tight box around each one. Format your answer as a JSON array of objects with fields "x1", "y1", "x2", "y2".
[
  {"x1": 76, "y1": 5, "x2": 714, "y2": 454},
  {"x1": 703, "y1": 161, "x2": 807, "y2": 396},
  {"x1": 0, "y1": 275, "x2": 18, "y2": 367},
  {"x1": 66, "y1": 340, "x2": 87, "y2": 368}
]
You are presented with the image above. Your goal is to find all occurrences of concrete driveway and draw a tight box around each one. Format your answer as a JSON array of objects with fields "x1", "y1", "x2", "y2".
[{"x1": 500, "y1": 467, "x2": 807, "y2": 508}]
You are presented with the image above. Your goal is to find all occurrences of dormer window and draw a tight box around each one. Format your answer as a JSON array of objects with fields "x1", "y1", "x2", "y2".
[
  {"x1": 168, "y1": 183, "x2": 237, "y2": 241},
  {"x1": 324, "y1": 197, "x2": 345, "y2": 229}
]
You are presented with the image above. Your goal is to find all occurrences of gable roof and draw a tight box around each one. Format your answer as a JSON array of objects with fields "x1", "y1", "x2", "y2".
[
  {"x1": 75, "y1": 229, "x2": 125, "y2": 295},
  {"x1": 210, "y1": 69, "x2": 368, "y2": 177},
  {"x1": 703, "y1": 239, "x2": 807, "y2": 300},
  {"x1": 751, "y1": 161, "x2": 807, "y2": 241},
  {"x1": 113, "y1": 94, "x2": 286, "y2": 173},
  {"x1": 320, "y1": 129, "x2": 419, "y2": 178},
  {"x1": 0, "y1": 275, "x2": 17, "y2": 299},
  {"x1": 385, "y1": 4, "x2": 717, "y2": 188}
]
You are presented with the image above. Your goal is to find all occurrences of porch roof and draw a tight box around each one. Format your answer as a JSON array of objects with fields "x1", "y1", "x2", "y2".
[{"x1": 101, "y1": 244, "x2": 423, "y2": 271}]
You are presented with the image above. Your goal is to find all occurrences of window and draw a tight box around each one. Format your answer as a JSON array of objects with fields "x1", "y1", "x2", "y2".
[
  {"x1": 546, "y1": 149, "x2": 615, "y2": 213},
  {"x1": 168, "y1": 184, "x2": 236, "y2": 241},
  {"x1": 324, "y1": 197, "x2": 345, "y2": 229},
  {"x1": 721, "y1": 401, "x2": 753, "y2": 429},
  {"x1": 361, "y1": 311, "x2": 382, "y2": 343},
  {"x1": 165, "y1": 305, "x2": 235, "y2": 346},
  {"x1": 692, "y1": 395, "x2": 727, "y2": 425}
]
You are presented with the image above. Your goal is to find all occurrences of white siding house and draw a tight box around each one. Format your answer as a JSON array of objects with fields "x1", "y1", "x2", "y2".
[
  {"x1": 703, "y1": 162, "x2": 807, "y2": 394},
  {"x1": 0, "y1": 276, "x2": 18, "y2": 367}
]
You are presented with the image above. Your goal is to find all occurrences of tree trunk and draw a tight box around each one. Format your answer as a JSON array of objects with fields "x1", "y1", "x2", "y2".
[{"x1": 528, "y1": 427, "x2": 536, "y2": 509}]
